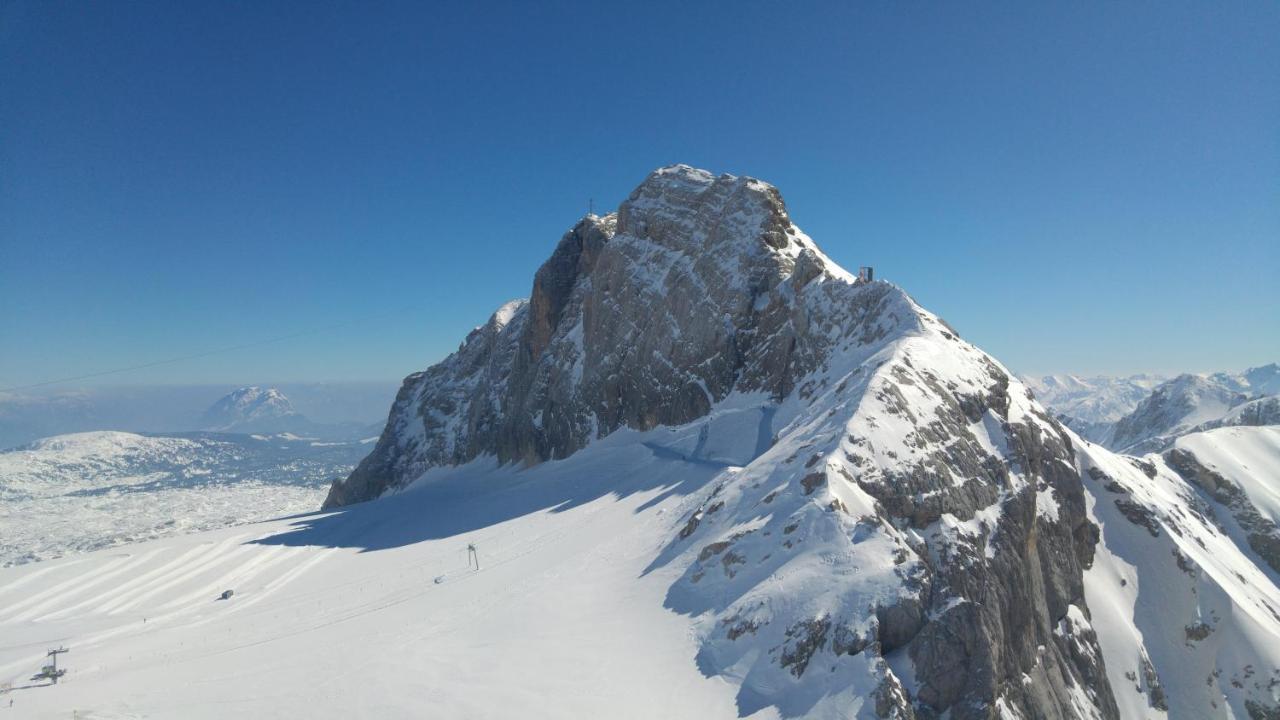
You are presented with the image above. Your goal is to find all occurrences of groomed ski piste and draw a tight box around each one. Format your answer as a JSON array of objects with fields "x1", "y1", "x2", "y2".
[{"x1": 0, "y1": 425, "x2": 763, "y2": 719}]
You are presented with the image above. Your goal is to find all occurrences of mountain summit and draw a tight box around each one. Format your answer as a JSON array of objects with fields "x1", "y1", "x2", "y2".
[
  {"x1": 201, "y1": 386, "x2": 305, "y2": 433},
  {"x1": 322, "y1": 166, "x2": 1280, "y2": 719}
]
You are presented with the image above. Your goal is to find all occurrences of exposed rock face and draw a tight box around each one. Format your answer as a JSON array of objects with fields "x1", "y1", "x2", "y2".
[
  {"x1": 659, "y1": 303, "x2": 1118, "y2": 719},
  {"x1": 328, "y1": 166, "x2": 863, "y2": 508},
  {"x1": 324, "y1": 165, "x2": 1280, "y2": 719}
]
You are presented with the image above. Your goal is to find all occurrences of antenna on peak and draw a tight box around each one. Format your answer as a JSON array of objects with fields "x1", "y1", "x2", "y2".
[{"x1": 589, "y1": 197, "x2": 594, "y2": 217}]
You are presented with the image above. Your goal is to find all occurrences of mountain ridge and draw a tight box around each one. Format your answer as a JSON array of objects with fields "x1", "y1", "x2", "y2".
[{"x1": 319, "y1": 165, "x2": 1279, "y2": 719}]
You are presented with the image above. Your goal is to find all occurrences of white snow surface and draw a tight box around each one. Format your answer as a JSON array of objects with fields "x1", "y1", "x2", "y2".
[
  {"x1": 1075, "y1": 434, "x2": 1280, "y2": 719},
  {"x1": 0, "y1": 430, "x2": 756, "y2": 719},
  {"x1": 1175, "y1": 426, "x2": 1280, "y2": 527},
  {"x1": 0, "y1": 431, "x2": 366, "y2": 567}
]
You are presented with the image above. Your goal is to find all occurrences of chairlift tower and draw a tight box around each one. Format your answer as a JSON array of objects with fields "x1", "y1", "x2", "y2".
[
  {"x1": 40, "y1": 647, "x2": 69, "y2": 684},
  {"x1": 467, "y1": 543, "x2": 480, "y2": 570}
]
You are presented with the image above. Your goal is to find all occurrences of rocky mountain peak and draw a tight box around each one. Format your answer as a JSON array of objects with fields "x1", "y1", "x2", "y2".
[
  {"x1": 326, "y1": 164, "x2": 891, "y2": 507},
  {"x1": 323, "y1": 164, "x2": 1120, "y2": 718},
  {"x1": 319, "y1": 166, "x2": 1280, "y2": 719}
]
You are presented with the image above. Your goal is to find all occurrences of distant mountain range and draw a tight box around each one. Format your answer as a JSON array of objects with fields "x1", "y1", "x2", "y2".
[
  {"x1": 0, "y1": 381, "x2": 395, "y2": 449},
  {"x1": 1025, "y1": 363, "x2": 1280, "y2": 452},
  {"x1": 1021, "y1": 373, "x2": 1167, "y2": 425}
]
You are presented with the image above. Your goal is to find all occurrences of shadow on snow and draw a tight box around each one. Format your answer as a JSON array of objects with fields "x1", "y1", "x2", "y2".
[{"x1": 250, "y1": 435, "x2": 727, "y2": 554}]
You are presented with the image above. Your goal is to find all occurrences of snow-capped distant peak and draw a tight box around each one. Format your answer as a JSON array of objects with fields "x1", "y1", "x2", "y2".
[
  {"x1": 201, "y1": 386, "x2": 305, "y2": 433},
  {"x1": 1021, "y1": 372, "x2": 1166, "y2": 424}
]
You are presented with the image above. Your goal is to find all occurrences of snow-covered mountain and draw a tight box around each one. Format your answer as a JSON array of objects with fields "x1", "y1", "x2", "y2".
[
  {"x1": 201, "y1": 386, "x2": 306, "y2": 433},
  {"x1": 1022, "y1": 374, "x2": 1166, "y2": 426},
  {"x1": 0, "y1": 430, "x2": 371, "y2": 566},
  {"x1": 3, "y1": 166, "x2": 1277, "y2": 719},
  {"x1": 1109, "y1": 366, "x2": 1278, "y2": 453},
  {"x1": 1024, "y1": 366, "x2": 1280, "y2": 452},
  {"x1": 1212, "y1": 364, "x2": 1280, "y2": 397},
  {"x1": 319, "y1": 166, "x2": 1280, "y2": 718},
  {"x1": 199, "y1": 386, "x2": 382, "y2": 439}
]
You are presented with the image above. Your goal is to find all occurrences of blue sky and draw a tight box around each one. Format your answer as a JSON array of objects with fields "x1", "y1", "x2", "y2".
[{"x1": 2, "y1": 1, "x2": 1276, "y2": 388}]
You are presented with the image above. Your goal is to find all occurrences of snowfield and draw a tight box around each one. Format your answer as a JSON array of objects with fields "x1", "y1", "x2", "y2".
[
  {"x1": 0, "y1": 429, "x2": 754, "y2": 719},
  {"x1": 0, "y1": 431, "x2": 367, "y2": 567},
  {"x1": 4, "y1": 413, "x2": 1277, "y2": 718}
]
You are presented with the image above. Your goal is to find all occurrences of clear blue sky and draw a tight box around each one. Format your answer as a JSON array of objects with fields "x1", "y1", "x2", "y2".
[{"x1": 2, "y1": 1, "x2": 1276, "y2": 388}]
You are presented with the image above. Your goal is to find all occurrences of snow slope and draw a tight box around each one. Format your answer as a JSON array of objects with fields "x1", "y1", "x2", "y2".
[
  {"x1": 1175, "y1": 427, "x2": 1280, "y2": 527},
  {"x1": 1076, "y1": 435, "x2": 1280, "y2": 720},
  {"x1": 4, "y1": 420, "x2": 1278, "y2": 719},
  {"x1": 0, "y1": 431, "x2": 368, "y2": 567},
  {"x1": 0, "y1": 429, "x2": 752, "y2": 719}
]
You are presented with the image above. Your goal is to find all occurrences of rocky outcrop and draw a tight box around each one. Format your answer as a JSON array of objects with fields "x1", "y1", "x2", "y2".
[
  {"x1": 663, "y1": 318, "x2": 1119, "y2": 719},
  {"x1": 1165, "y1": 446, "x2": 1280, "y2": 573}
]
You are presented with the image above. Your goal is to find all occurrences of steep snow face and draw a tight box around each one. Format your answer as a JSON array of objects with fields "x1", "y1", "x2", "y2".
[
  {"x1": 1024, "y1": 374, "x2": 1166, "y2": 426},
  {"x1": 201, "y1": 387, "x2": 305, "y2": 433},
  {"x1": 1109, "y1": 375, "x2": 1249, "y2": 454},
  {"x1": 0, "y1": 430, "x2": 366, "y2": 566},
  {"x1": 1075, "y1": 436, "x2": 1280, "y2": 719},
  {"x1": 1165, "y1": 426, "x2": 1280, "y2": 576}
]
